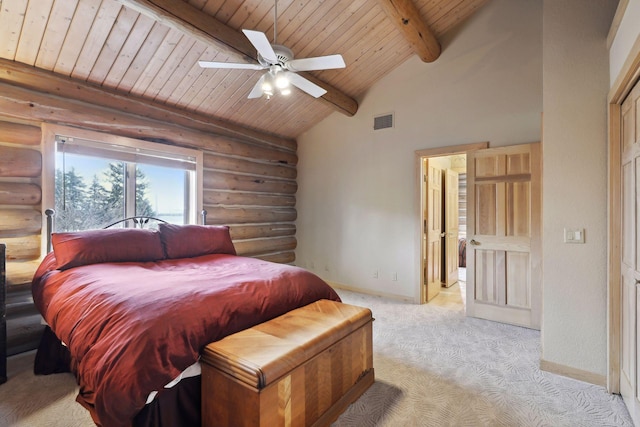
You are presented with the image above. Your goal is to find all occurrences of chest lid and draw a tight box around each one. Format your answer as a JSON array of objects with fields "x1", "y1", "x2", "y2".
[{"x1": 201, "y1": 299, "x2": 372, "y2": 389}]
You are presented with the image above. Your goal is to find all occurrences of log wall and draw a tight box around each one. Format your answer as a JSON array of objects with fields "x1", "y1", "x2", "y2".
[{"x1": 0, "y1": 73, "x2": 299, "y2": 354}]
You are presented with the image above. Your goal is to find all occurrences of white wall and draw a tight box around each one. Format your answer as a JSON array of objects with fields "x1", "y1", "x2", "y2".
[
  {"x1": 610, "y1": 0, "x2": 640, "y2": 87},
  {"x1": 296, "y1": 0, "x2": 542, "y2": 301},
  {"x1": 541, "y1": 0, "x2": 616, "y2": 378}
]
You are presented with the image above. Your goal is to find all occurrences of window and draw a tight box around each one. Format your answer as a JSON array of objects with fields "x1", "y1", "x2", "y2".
[{"x1": 43, "y1": 125, "x2": 203, "y2": 233}]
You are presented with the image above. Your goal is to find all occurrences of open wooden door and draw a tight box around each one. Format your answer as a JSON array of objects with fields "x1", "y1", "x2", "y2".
[
  {"x1": 423, "y1": 159, "x2": 443, "y2": 302},
  {"x1": 466, "y1": 143, "x2": 542, "y2": 329},
  {"x1": 444, "y1": 169, "x2": 459, "y2": 287},
  {"x1": 620, "y1": 77, "x2": 640, "y2": 423}
]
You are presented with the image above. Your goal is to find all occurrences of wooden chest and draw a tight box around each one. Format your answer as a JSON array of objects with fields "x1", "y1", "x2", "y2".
[{"x1": 201, "y1": 299, "x2": 374, "y2": 427}]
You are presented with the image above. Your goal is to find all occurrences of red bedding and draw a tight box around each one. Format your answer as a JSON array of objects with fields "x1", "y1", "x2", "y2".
[{"x1": 32, "y1": 252, "x2": 340, "y2": 427}]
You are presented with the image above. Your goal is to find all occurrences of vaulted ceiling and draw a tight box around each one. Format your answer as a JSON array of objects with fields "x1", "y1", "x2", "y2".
[{"x1": 0, "y1": 0, "x2": 488, "y2": 140}]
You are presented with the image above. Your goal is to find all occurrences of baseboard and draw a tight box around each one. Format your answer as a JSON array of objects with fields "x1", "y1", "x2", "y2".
[
  {"x1": 540, "y1": 359, "x2": 606, "y2": 387},
  {"x1": 326, "y1": 281, "x2": 416, "y2": 303}
]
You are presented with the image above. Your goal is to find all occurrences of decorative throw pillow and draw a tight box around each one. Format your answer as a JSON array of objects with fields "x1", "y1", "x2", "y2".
[
  {"x1": 159, "y1": 223, "x2": 236, "y2": 259},
  {"x1": 52, "y1": 228, "x2": 165, "y2": 270}
]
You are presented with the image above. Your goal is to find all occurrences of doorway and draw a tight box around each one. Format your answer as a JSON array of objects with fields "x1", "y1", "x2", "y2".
[
  {"x1": 416, "y1": 142, "x2": 488, "y2": 305},
  {"x1": 421, "y1": 154, "x2": 467, "y2": 309}
]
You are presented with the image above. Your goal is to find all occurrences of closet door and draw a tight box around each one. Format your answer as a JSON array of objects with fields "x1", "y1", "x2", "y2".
[{"x1": 620, "y1": 79, "x2": 640, "y2": 423}]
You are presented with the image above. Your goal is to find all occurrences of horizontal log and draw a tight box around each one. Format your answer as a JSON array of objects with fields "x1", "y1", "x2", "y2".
[
  {"x1": 0, "y1": 82, "x2": 298, "y2": 165},
  {"x1": 0, "y1": 182, "x2": 41, "y2": 205},
  {"x1": 0, "y1": 146, "x2": 42, "y2": 177},
  {"x1": 203, "y1": 152, "x2": 297, "y2": 180},
  {"x1": 203, "y1": 190, "x2": 295, "y2": 207},
  {"x1": 229, "y1": 223, "x2": 295, "y2": 240},
  {"x1": 254, "y1": 251, "x2": 296, "y2": 264},
  {"x1": 234, "y1": 236, "x2": 297, "y2": 257},
  {"x1": 3, "y1": 234, "x2": 40, "y2": 261},
  {"x1": 204, "y1": 170, "x2": 297, "y2": 194},
  {"x1": 0, "y1": 209, "x2": 41, "y2": 234},
  {"x1": 0, "y1": 59, "x2": 296, "y2": 152},
  {"x1": 0, "y1": 120, "x2": 41, "y2": 145},
  {"x1": 204, "y1": 206, "x2": 296, "y2": 224},
  {"x1": 202, "y1": 141, "x2": 297, "y2": 166},
  {"x1": 6, "y1": 260, "x2": 41, "y2": 286}
]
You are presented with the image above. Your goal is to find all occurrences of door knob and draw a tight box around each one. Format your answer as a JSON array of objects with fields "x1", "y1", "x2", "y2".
[{"x1": 469, "y1": 239, "x2": 480, "y2": 246}]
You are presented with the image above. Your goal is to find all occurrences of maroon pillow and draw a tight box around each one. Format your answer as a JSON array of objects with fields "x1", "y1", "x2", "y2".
[
  {"x1": 159, "y1": 223, "x2": 236, "y2": 259},
  {"x1": 52, "y1": 228, "x2": 165, "y2": 270}
]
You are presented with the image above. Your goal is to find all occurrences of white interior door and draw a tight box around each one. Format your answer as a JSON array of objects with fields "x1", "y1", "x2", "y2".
[
  {"x1": 466, "y1": 143, "x2": 542, "y2": 329},
  {"x1": 620, "y1": 77, "x2": 640, "y2": 424}
]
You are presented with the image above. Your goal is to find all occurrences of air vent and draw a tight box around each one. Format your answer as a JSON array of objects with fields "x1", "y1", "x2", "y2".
[{"x1": 374, "y1": 113, "x2": 394, "y2": 130}]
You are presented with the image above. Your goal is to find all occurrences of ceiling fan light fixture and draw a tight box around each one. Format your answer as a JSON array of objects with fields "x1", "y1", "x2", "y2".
[
  {"x1": 261, "y1": 73, "x2": 274, "y2": 94},
  {"x1": 200, "y1": 0, "x2": 345, "y2": 101},
  {"x1": 275, "y1": 74, "x2": 289, "y2": 89}
]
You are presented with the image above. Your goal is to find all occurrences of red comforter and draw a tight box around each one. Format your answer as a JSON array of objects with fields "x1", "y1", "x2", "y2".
[{"x1": 32, "y1": 253, "x2": 340, "y2": 427}]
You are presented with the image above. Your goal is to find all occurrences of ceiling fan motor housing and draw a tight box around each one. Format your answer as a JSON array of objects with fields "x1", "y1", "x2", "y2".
[{"x1": 258, "y1": 45, "x2": 294, "y2": 66}]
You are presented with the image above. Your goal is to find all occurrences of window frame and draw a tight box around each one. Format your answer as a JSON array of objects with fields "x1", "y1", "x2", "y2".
[{"x1": 42, "y1": 124, "x2": 203, "y2": 252}]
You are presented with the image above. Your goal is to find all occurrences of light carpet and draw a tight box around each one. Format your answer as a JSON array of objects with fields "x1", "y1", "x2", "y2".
[{"x1": 0, "y1": 289, "x2": 633, "y2": 426}]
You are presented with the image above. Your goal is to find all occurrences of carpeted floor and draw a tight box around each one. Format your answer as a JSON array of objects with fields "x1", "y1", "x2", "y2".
[{"x1": 0, "y1": 289, "x2": 633, "y2": 426}]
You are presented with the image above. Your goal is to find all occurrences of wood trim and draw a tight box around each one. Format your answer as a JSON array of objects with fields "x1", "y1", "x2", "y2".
[
  {"x1": 415, "y1": 141, "x2": 489, "y2": 158},
  {"x1": 608, "y1": 102, "x2": 622, "y2": 394},
  {"x1": 609, "y1": 32, "x2": 640, "y2": 104},
  {"x1": 116, "y1": 0, "x2": 358, "y2": 117},
  {"x1": 607, "y1": 0, "x2": 630, "y2": 50},
  {"x1": 540, "y1": 359, "x2": 606, "y2": 387},
  {"x1": 415, "y1": 141, "x2": 489, "y2": 303},
  {"x1": 529, "y1": 142, "x2": 543, "y2": 330},
  {"x1": 607, "y1": 26, "x2": 640, "y2": 394},
  {"x1": 376, "y1": 0, "x2": 441, "y2": 62}
]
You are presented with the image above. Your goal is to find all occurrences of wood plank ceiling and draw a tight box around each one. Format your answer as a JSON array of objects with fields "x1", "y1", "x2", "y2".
[{"x1": 0, "y1": 0, "x2": 488, "y2": 140}]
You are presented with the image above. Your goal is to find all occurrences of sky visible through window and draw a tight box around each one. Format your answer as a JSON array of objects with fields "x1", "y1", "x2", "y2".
[{"x1": 56, "y1": 152, "x2": 186, "y2": 221}]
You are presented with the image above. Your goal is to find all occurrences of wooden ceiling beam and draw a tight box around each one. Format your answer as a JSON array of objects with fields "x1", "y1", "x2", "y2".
[
  {"x1": 376, "y1": 0, "x2": 441, "y2": 62},
  {"x1": 117, "y1": 0, "x2": 358, "y2": 116}
]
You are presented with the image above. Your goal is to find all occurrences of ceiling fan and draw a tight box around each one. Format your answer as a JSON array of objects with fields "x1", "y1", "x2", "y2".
[{"x1": 198, "y1": 1, "x2": 345, "y2": 100}]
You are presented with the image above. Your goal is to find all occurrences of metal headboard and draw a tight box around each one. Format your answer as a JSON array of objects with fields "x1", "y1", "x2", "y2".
[
  {"x1": 102, "y1": 216, "x2": 168, "y2": 229},
  {"x1": 45, "y1": 209, "x2": 208, "y2": 253}
]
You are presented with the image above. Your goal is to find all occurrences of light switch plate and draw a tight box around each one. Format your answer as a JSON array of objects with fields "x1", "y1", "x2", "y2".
[{"x1": 564, "y1": 228, "x2": 585, "y2": 244}]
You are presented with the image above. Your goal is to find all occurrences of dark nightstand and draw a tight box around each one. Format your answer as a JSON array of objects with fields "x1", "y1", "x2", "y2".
[{"x1": 1, "y1": 243, "x2": 6, "y2": 384}]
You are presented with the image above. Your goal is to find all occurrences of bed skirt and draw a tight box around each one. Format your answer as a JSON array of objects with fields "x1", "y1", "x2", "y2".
[{"x1": 34, "y1": 326, "x2": 202, "y2": 427}]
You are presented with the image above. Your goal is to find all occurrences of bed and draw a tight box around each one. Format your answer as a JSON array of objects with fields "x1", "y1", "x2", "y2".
[{"x1": 31, "y1": 221, "x2": 340, "y2": 427}]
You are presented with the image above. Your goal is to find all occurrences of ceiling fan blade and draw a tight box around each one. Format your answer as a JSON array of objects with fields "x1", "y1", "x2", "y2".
[
  {"x1": 242, "y1": 29, "x2": 278, "y2": 63},
  {"x1": 286, "y1": 54, "x2": 345, "y2": 72},
  {"x1": 198, "y1": 60, "x2": 265, "y2": 70},
  {"x1": 286, "y1": 72, "x2": 327, "y2": 98},
  {"x1": 248, "y1": 74, "x2": 266, "y2": 99}
]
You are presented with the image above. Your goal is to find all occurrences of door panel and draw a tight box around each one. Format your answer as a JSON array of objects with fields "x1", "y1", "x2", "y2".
[
  {"x1": 476, "y1": 184, "x2": 497, "y2": 235},
  {"x1": 424, "y1": 160, "x2": 442, "y2": 301},
  {"x1": 444, "y1": 169, "x2": 459, "y2": 287},
  {"x1": 466, "y1": 143, "x2": 541, "y2": 329},
  {"x1": 474, "y1": 249, "x2": 503, "y2": 304},
  {"x1": 621, "y1": 80, "x2": 640, "y2": 422},
  {"x1": 506, "y1": 182, "x2": 531, "y2": 236},
  {"x1": 506, "y1": 252, "x2": 530, "y2": 308}
]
